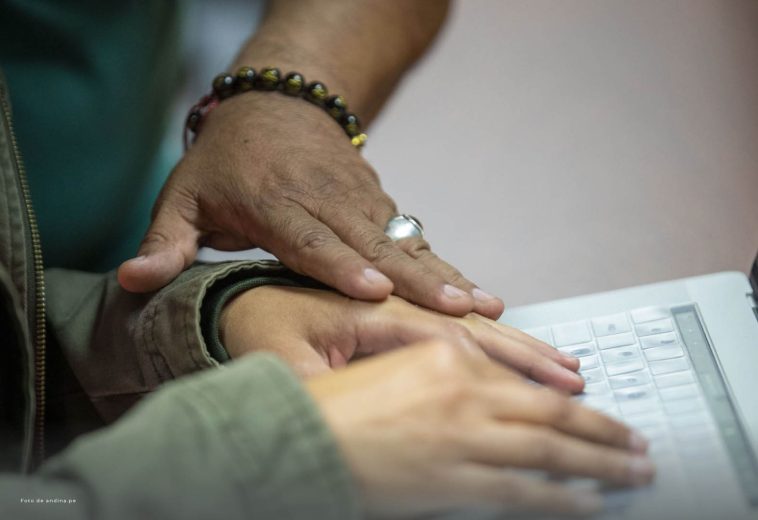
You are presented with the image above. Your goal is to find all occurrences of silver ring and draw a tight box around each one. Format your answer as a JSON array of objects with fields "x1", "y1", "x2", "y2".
[{"x1": 384, "y1": 214, "x2": 424, "y2": 241}]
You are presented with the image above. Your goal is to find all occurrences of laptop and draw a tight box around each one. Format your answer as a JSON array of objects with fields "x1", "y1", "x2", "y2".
[{"x1": 486, "y1": 253, "x2": 758, "y2": 520}]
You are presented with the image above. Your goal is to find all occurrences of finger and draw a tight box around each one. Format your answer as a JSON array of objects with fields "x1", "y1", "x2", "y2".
[
  {"x1": 117, "y1": 203, "x2": 201, "y2": 293},
  {"x1": 481, "y1": 382, "x2": 648, "y2": 454},
  {"x1": 458, "y1": 317, "x2": 584, "y2": 393},
  {"x1": 467, "y1": 313, "x2": 581, "y2": 372},
  {"x1": 261, "y1": 207, "x2": 394, "y2": 301},
  {"x1": 466, "y1": 423, "x2": 655, "y2": 487},
  {"x1": 449, "y1": 464, "x2": 605, "y2": 516},
  {"x1": 322, "y1": 210, "x2": 476, "y2": 316},
  {"x1": 397, "y1": 237, "x2": 505, "y2": 320}
]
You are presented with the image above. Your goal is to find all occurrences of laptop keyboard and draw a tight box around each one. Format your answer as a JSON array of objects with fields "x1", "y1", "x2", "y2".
[
  {"x1": 524, "y1": 307, "x2": 708, "y2": 428},
  {"x1": 523, "y1": 304, "x2": 758, "y2": 518}
]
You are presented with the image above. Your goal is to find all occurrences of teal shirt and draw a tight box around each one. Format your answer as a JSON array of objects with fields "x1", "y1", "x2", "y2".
[{"x1": 0, "y1": 0, "x2": 182, "y2": 271}]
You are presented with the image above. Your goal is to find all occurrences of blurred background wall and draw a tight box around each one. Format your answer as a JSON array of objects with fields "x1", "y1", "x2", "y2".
[{"x1": 180, "y1": 0, "x2": 758, "y2": 307}]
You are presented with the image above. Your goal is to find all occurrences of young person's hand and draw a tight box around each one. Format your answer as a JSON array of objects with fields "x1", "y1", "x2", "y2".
[
  {"x1": 307, "y1": 339, "x2": 654, "y2": 518},
  {"x1": 220, "y1": 285, "x2": 583, "y2": 393}
]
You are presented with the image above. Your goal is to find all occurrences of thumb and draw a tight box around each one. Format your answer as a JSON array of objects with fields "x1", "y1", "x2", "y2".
[{"x1": 118, "y1": 205, "x2": 201, "y2": 293}]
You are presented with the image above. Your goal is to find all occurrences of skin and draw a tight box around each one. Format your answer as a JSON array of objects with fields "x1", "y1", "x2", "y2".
[
  {"x1": 117, "y1": 0, "x2": 505, "y2": 319},
  {"x1": 219, "y1": 287, "x2": 655, "y2": 516},
  {"x1": 306, "y1": 341, "x2": 654, "y2": 518},
  {"x1": 221, "y1": 285, "x2": 585, "y2": 393}
]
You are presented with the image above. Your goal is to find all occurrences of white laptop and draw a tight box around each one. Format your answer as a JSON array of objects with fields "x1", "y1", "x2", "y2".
[{"x1": 488, "y1": 255, "x2": 758, "y2": 520}]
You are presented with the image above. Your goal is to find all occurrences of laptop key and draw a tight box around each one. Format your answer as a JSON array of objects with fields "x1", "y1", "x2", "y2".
[
  {"x1": 601, "y1": 345, "x2": 640, "y2": 364},
  {"x1": 615, "y1": 385, "x2": 659, "y2": 415},
  {"x1": 659, "y1": 384, "x2": 699, "y2": 402},
  {"x1": 614, "y1": 385, "x2": 656, "y2": 402},
  {"x1": 605, "y1": 359, "x2": 645, "y2": 376},
  {"x1": 597, "y1": 332, "x2": 636, "y2": 350},
  {"x1": 581, "y1": 367, "x2": 605, "y2": 385},
  {"x1": 639, "y1": 425, "x2": 667, "y2": 442},
  {"x1": 580, "y1": 394, "x2": 615, "y2": 411},
  {"x1": 552, "y1": 320, "x2": 592, "y2": 346},
  {"x1": 609, "y1": 371, "x2": 651, "y2": 389},
  {"x1": 591, "y1": 313, "x2": 631, "y2": 337},
  {"x1": 644, "y1": 345, "x2": 684, "y2": 362},
  {"x1": 640, "y1": 332, "x2": 679, "y2": 349},
  {"x1": 635, "y1": 318, "x2": 674, "y2": 337},
  {"x1": 668, "y1": 411, "x2": 712, "y2": 430},
  {"x1": 619, "y1": 397, "x2": 659, "y2": 416},
  {"x1": 559, "y1": 342, "x2": 596, "y2": 358},
  {"x1": 631, "y1": 306, "x2": 671, "y2": 323},
  {"x1": 625, "y1": 411, "x2": 666, "y2": 429},
  {"x1": 648, "y1": 357, "x2": 689, "y2": 375},
  {"x1": 654, "y1": 371, "x2": 694, "y2": 388},
  {"x1": 579, "y1": 354, "x2": 599, "y2": 371},
  {"x1": 663, "y1": 397, "x2": 703, "y2": 415},
  {"x1": 583, "y1": 381, "x2": 611, "y2": 395}
]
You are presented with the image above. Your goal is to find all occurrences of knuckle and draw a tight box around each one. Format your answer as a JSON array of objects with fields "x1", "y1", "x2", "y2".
[
  {"x1": 426, "y1": 341, "x2": 472, "y2": 380},
  {"x1": 367, "y1": 193, "x2": 398, "y2": 222},
  {"x1": 363, "y1": 234, "x2": 400, "y2": 263},
  {"x1": 399, "y1": 238, "x2": 433, "y2": 259},
  {"x1": 442, "y1": 321, "x2": 471, "y2": 339},
  {"x1": 292, "y1": 228, "x2": 334, "y2": 252},
  {"x1": 378, "y1": 193, "x2": 398, "y2": 214},
  {"x1": 141, "y1": 229, "x2": 173, "y2": 247},
  {"x1": 446, "y1": 268, "x2": 470, "y2": 287}
]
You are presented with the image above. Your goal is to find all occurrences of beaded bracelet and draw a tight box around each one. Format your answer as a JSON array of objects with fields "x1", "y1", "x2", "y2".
[{"x1": 184, "y1": 66, "x2": 368, "y2": 150}]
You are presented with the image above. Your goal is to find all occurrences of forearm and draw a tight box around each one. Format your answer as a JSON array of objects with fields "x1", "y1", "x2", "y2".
[{"x1": 231, "y1": 0, "x2": 450, "y2": 122}]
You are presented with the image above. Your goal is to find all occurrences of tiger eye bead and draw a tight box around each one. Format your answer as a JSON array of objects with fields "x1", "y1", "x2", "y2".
[
  {"x1": 212, "y1": 73, "x2": 236, "y2": 99},
  {"x1": 235, "y1": 66, "x2": 256, "y2": 91},
  {"x1": 305, "y1": 81, "x2": 329, "y2": 105},
  {"x1": 324, "y1": 95, "x2": 348, "y2": 119},
  {"x1": 255, "y1": 67, "x2": 281, "y2": 90},
  {"x1": 340, "y1": 113, "x2": 361, "y2": 137},
  {"x1": 351, "y1": 133, "x2": 368, "y2": 148},
  {"x1": 282, "y1": 72, "x2": 305, "y2": 95}
]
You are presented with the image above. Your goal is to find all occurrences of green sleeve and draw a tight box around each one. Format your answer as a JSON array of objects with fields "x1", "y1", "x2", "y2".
[
  {"x1": 0, "y1": 354, "x2": 361, "y2": 520},
  {"x1": 42, "y1": 260, "x2": 308, "y2": 427}
]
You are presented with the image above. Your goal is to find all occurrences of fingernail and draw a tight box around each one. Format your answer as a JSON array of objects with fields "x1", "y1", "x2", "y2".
[
  {"x1": 628, "y1": 430, "x2": 649, "y2": 454},
  {"x1": 363, "y1": 268, "x2": 390, "y2": 285},
  {"x1": 472, "y1": 287, "x2": 497, "y2": 302},
  {"x1": 629, "y1": 456, "x2": 655, "y2": 485},
  {"x1": 443, "y1": 284, "x2": 468, "y2": 299},
  {"x1": 573, "y1": 492, "x2": 604, "y2": 513}
]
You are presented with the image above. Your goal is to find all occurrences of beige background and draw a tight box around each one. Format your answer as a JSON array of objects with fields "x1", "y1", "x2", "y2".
[
  {"x1": 364, "y1": 0, "x2": 758, "y2": 306},
  {"x1": 196, "y1": 0, "x2": 758, "y2": 307}
]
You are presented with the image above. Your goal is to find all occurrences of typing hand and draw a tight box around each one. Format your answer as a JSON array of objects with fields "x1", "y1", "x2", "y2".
[{"x1": 307, "y1": 340, "x2": 654, "y2": 517}]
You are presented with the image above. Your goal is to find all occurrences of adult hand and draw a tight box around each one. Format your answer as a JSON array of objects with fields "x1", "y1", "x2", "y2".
[
  {"x1": 307, "y1": 340, "x2": 654, "y2": 518},
  {"x1": 117, "y1": 92, "x2": 504, "y2": 319},
  {"x1": 220, "y1": 285, "x2": 583, "y2": 393}
]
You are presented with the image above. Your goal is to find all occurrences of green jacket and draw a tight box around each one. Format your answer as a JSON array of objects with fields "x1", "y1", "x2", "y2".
[{"x1": 0, "y1": 75, "x2": 360, "y2": 519}]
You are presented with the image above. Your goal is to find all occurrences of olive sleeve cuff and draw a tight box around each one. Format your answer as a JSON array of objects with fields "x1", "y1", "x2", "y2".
[{"x1": 199, "y1": 261, "x2": 330, "y2": 363}]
